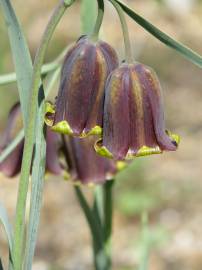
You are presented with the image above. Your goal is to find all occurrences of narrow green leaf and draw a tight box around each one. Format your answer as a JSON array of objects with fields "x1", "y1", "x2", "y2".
[
  {"x1": 0, "y1": 66, "x2": 61, "y2": 164},
  {"x1": 0, "y1": 130, "x2": 24, "y2": 163},
  {"x1": 0, "y1": 202, "x2": 13, "y2": 268},
  {"x1": 81, "y1": 0, "x2": 97, "y2": 34},
  {"x1": 24, "y1": 90, "x2": 46, "y2": 270},
  {"x1": 113, "y1": 0, "x2": 202, "y2": 67},
  {"x1": 24, "y1": 68, "x2": 60, "y2": 270},
  {"x1": 0, "y1": 0, "x2": 33, "y2": 125},
  {"x1": 0, "y1": 61, "x2": 59, "y2": 86}
]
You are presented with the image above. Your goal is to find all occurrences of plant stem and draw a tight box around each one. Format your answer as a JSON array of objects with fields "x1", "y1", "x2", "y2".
[
  {"x1": 110, "y1": 0, "x2": 133, "y2": 63},
  {"x1": 75, "y1": 180, "x2": 114, "y2": 270},
  {"x1": 91, "y1": 0, "x2": 104, "y2": 41},
  {"x1": 103, "y1": 180, "x2": 114, "y2": 269},
  {"x1": 74, "y1": 186, "x2": 104, "y2": 248},
  {"x1": 12, "y1": 1, "x2": 74, "y2": 269}
]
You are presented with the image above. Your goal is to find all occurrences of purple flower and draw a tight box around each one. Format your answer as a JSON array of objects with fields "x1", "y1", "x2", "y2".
[
  {"x1": 95, "y1": 63, "x2": 180, "y2": 160},
  {"x1": 51, "y1": 35, "x2": 119, "y2": 137},
  {"x1": 62, "y1": 136, "x2": 122, "y2": 185}
]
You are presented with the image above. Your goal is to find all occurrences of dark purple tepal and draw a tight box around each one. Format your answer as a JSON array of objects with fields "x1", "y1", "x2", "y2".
[
  {"x1": 95, "y1": 63, "x2": 180, "y2": 160},
  {"x1": 52, "y1": 35, "x2": 119, "y2": 137},
  {"x1": 63, "y1": 136, "x2": 120, "y2": 185},
  {"x1": 0, "y1": 103, "x2": 63, "y2": 178},
  {"x1": 0, "y1": 103, "x2": 23, "y2": 177}
]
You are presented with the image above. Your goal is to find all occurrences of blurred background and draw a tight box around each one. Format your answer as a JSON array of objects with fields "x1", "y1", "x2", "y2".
[{"x1": 0, "y1": 0, "x2": 202, "y2": 269}]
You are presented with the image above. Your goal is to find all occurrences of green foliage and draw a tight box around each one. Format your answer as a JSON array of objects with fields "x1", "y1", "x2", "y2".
[
  {"x1": 0, "y1": 202, "x2": 13, "y2": 269},
  {"x1": 114, "y1": 0, "x2": 202, "y2": 67},
  {"x1": 81, "y1": 0, "x2": 97, "y2": 34}
]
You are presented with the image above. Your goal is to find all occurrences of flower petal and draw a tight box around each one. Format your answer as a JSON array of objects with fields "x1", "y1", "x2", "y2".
[{"x1": 103, "y1": 65, "x2": 130, "y2": 160}]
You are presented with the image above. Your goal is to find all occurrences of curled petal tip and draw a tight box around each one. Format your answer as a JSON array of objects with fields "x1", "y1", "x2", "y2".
[
  {"x1": 94, "y1": 139, "x2": 113, "y2": 159},
  {"x1": 83, "y1": 126, "x2": 102, "y2": 137},
  {"x1": 166, "y1": 130, "x2": 180, "y2": 147},
  {"x1": 51, "y1": 121, "x2": 74, "y2": 135},
  {"x1": 45, "y1": 102, "x2": 55, "y2": 127}
]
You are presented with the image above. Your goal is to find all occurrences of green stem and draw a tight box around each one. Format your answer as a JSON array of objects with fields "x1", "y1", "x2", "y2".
[
  {"x1": 91, "y1": 0, "x2": 104, "y2": 40},
  {"x1": 103, "y1": 180, "x2": 114, "y2": 269},
  {"x1": 109, "y1": 0, "x2": 133, "y2": 63},
  {"x1": 0, "y1": 46, "x2": 67, "y2": 86},
  {"x1": 74, "y1": 186, "x2": 103, "y2": 248},
  {"x1": 12, "y1": 1, "x2": 74, "y2": 269}
]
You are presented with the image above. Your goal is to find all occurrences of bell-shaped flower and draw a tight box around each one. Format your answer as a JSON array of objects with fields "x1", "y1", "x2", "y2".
[
  {"x1": 62, "y1": 136, "x2": 125, "y2": 185},
  {"x1": 95, "y1": 63, "x2": 180, "y2": 160},
  {"x1": 49, "y1": 35, "x2": 119, "y2": 137},
  {"x1": 0, "y1": 103, "x2": 63, "y2": 177}
]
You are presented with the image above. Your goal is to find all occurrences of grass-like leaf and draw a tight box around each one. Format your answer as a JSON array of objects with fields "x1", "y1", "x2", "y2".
[
  {"x1": 0, "y1": 0, "x2": 33, "y2": 125},
  {"x1": 24, "y1": 67, "x2": 61, "y2": 270},
  {"x1": 113, "y1": 0, "x2": 202, "y2": 68},
  {"x1": 0, "y1": 130, "x2": 24, "y2": 163},
  {"x1": 23, "y1": 89, "x2": 46, "y2": 270},
  {"x1": 0, "y1": 202, "x2": 13, "y2": 269}
]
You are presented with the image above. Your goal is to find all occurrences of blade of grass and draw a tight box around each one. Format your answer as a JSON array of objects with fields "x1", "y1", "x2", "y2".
[
  {"x1": 23, "y1": 88, "x2": 46, "y2": 270},
  {"x1": 113, "y1": 0, "x2": 202, "y2": 67},
  {"x1": 24, "y1": 67, "x2": 61, "y2": 270},
  {"x1": 0, "y1": 0, "x2": 33, "y2": 125},
  {"x1": 0, "y1": 46, "x2": 67, "y2": 87},
  {"x1": 0, "y1": 67, "x2": 61, "y2": 164},
  {"x1": 0, "y1": 130, "x2": 24, "y2": 163},
  {"x1": 0, "y1": 202, "x2": 13, "y2": 269},
  {"x1": 12, "y1": 1, "x2": 75, "y2": 269}
]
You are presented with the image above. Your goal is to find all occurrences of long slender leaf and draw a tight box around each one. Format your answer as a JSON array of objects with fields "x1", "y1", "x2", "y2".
[
  {"x1": 113, "y1": 0, "x2": 202, "y2": 68},
  {"x1": 0, "y1": 0, "x2": 33, "y2": 125},
  {"x1": 0, "y1": 202, "x2": 13, "y2": 268},
  {"x1": 24, "y1": 67, "x2": 61, "y2": 270},
  {"x1": 0, "y1": 67, "x2": 61, "y2": 164},
  {"x1": 0, "y1": 130, "x2": 24, "y2": 163},
  {"x1": 81, "y1": 0, "x2": 97, "y2": 34},
  {"x1": 23, "y1": 89, "x2": 46, "y2": 270}
]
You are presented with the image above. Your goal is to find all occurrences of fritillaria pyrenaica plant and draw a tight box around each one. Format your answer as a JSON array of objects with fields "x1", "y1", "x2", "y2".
[{"x1": 0, "y1": 0, "x2": 202, "y2": 269}]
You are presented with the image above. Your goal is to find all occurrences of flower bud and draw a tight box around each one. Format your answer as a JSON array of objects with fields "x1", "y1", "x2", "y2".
[
  {"x1": 51, "y1": 35, "x2": 119, "y2": 137},
  {"x1": 95, "y1": 63, "x2": 180, "y2": 160},
  {"x1": 0, "y1": 103, "x2": 63, "y2": 177},
  {"x1": 62, "y1": 136, "x2": 123, "y2": 185}
]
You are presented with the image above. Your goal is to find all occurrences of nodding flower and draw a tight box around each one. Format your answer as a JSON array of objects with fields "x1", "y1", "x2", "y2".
[
  {"x1": 0, "y1": 103, "x2": 64, "y2": 177},
  {"x1": 48, "y1": 35, "x2": 119, "y2": 138},
  {"x1": 61, "y1": 136, "x2": 125, "y2": 185},
  {"x1": 95, "y1": 63, "x2": 180, "y2": 161}
]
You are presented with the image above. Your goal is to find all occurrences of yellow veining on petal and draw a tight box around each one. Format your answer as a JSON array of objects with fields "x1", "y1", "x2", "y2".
[
  {"x1": 84, "y1": 48, "x2": 107, "y2": 129},
  {"x1": 51, "y1": 121, "x2": 73, "y2": 135},
  {"x1": 130, "y1": 68, "x2": 145, "y2": 146},
  {"x1": 44, "y1": 102, "x2": 55, "y2": 127},
  {"x1": 94, "y1": 139, "x2": 113, "y2": 159}
]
